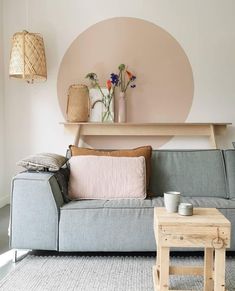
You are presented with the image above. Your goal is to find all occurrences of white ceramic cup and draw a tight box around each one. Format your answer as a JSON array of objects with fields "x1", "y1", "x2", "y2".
[{"x1": 164, "y1": 191, "x2": 181, "y2": 213}]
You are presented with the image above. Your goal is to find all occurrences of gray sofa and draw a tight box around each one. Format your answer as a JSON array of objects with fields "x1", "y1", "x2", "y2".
[{"x1": 10, "y1": 149, "x2": 235, "y2": 252}]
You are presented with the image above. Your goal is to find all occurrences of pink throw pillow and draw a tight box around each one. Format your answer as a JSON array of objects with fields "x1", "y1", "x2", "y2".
[{"x1": 68, "y1": 155, "x2": 146, "y2": 200}]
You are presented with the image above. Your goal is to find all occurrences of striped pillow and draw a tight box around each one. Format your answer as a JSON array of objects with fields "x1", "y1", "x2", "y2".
[{"x1": 17, "y1": 153, "x2": 67, "y2": 172}]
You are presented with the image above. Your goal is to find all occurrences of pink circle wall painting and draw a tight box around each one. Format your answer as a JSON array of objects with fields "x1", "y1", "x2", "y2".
[{"x1": 57, "y1": 17, "x2": 194, "y2": 148}]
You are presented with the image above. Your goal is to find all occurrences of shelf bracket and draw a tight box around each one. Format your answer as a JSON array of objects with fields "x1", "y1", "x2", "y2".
[{"x1": 74, "y1": 125, "x2": 81, "y2": 146}]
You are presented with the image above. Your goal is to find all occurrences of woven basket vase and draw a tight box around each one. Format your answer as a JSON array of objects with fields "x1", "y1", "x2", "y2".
[
  {"x1": 9, "y1": 31, "x2": 47, "y2": 82},
  {"x1": 67, "y1": 84, "x2": 90, "y2": 122}
]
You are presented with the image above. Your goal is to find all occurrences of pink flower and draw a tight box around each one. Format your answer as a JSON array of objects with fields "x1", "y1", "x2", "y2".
[
  {"x1": 126, "y1": 70, "x2": 133, "y2": 80},
  {"x1": 106, "y1": 79, "x2": 112, "y2": 91},
  {"x1": 126, "y1": 70, "x2": 136, "y2": 81}
]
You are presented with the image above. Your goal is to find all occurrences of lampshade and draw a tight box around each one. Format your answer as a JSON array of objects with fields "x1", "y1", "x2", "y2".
[{"x1": 9, "y1": 30, "x2": 47, "y2": 83}]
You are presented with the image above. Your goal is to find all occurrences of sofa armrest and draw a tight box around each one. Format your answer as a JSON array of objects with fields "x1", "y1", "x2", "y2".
[{"x1": 10, "y1": 169, "x2": 68, "y2": 250}]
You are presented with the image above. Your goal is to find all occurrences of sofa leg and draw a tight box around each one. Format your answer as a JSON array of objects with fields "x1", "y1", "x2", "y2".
[
  {"x1": 12, "y1": 249, "x2": 29, "y2": 263},
  {"x1": 12, "y1": 249, "x2": 18, "y2": 263}
]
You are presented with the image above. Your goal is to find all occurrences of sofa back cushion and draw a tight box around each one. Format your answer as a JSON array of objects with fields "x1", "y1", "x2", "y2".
[
  {"x1": 68, "y1": 155, "x2": 146, "y2": 200},
  {"x1": 150, "y1": 150, "x2": 227, "y2": 198},
  {"x1": 224, "y1": 150, "x2": 235, "y2": 199}
]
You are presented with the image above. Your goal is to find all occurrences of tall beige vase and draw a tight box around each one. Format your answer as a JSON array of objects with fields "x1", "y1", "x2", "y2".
[
  {"x1": 66, "y1": 84, "x2": 89, "y2": 122},
  {"x1": 118, "y1": 92, "x2": 126, "y2": 123}
]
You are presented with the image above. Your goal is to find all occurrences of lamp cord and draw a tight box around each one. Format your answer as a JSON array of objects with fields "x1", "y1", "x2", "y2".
[{"x1": 25, "y1": 0, "x2": 29, "y2": 31}]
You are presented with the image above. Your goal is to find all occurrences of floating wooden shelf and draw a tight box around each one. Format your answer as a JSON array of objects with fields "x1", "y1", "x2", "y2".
[{"x1": 60, "y1": 122, "x2": 231, "y2": 149}]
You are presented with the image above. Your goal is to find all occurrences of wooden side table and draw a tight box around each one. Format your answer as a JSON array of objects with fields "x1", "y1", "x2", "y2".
[{"x1": 153, "y1": 208, "x2": 231, "y2": 291}]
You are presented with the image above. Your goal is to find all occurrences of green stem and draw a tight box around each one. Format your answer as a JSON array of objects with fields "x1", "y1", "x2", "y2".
[
  {"x1": 102, "y1": 109, "x2": 109, "y2": 122},
  {"x1": 102, "y1": 93, "x2": 113, "y2": 122},
  {"x1": 91, "y1": 99, "x2": 104, "y2": 109},
  {"x1": 123, "y1": 70, "x2": 126, "y2": 92},
  {"x1": 95, "y1": 81, "x2": 106, "y2": 99},
  {"x1": 124, "y1": 79, "x2": 131, "y2": 92},
  {"x1": 118, "y1": 71, "x2": 121, "y2": 88},
  {"x1": 120, "y1": 70, "x2": 123, "y2": 92}
]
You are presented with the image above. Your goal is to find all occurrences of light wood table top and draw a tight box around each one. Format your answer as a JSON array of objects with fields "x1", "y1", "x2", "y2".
[{"x1": 154, "y1": 207, "x2": 231, "y2": 227}]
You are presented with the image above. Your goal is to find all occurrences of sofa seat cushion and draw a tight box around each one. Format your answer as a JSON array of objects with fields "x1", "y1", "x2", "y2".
[
  {"x1": 59, "y1": 197, "x2": 235, "y2": 252},
  {"x1": 59, "y1": 197, "x2": 164, "y2": 252},
  {"x1": 179, "y1": 197, "x2": 235, "y2": 209},
  {"x1": 61, "y1": 196, "x2": 235, "y2": 210},
  {"x1": 61, "y1": 197, "x2": 163, "y2": 210}
]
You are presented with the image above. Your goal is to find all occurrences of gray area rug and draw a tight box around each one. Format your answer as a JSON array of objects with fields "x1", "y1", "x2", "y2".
[{"x1": 0, "y1": 255, "x2": 235, "y2": 290}]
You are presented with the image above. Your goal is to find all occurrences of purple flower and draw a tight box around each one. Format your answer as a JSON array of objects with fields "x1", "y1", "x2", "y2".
[
  {"x1": 131, "y1": 75, "x2": 136, "y2": 81},
  {"x1": 110, "y1": 73, "x2": 119, "y2": 86}
]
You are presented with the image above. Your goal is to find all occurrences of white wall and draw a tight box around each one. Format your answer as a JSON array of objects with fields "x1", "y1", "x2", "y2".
[
  {"x1": 0, "y1": 0, "x2": 7, "y2": 207},
  {"x1": 2, "y1": 0, "x2": 235, "y2": 205}
]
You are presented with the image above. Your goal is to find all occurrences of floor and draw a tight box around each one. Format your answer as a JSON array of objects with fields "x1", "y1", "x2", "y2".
[
  {"x1": 0, "y1": 204, "x2": 14, "y2": 281},
  {"x1": 0, "y1": 205, "x2": 10, "y2": 255}
]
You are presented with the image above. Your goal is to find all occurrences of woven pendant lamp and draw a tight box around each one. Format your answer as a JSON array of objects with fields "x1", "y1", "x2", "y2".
[{"x1": 9, "y1": 30, "x2": 47, "y2": 83}]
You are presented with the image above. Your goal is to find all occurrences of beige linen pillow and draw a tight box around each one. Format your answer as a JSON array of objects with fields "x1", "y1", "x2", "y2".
[
  {"x1": 68, "y1": 155, "x2": 146, "y2": 200},
  {"x1": 69, "y1": 145, "x2": 152, "y2": 190},
  {"x1": 17, "y1": 153, "x2": 67, "y2": 172}
]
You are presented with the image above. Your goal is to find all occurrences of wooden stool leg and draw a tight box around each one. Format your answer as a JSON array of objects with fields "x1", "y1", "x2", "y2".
[
  {"x1": 204, "y1": 248, "x2": 214, "y2": 291},
  {"x1": 152, "y1": 265, "x2": 159, "y2": 291},
  {"x1": 156, "y1": 244, "x2": 160, "y2": 268},
  {"x1": 159, "y1": 247, "x2": 170, "y2": 290},
  {"x1": 214, "y1": 249, "x2": 226, "y2": 291},
  {"x1": 156, "y1": 224, "x2": 160, "y2": 267}
]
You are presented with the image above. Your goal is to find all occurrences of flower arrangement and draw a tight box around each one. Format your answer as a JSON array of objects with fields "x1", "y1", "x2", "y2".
[
  {"x1": 86, "y1": 64, "x2": 136, "y2": 122},
  {"x1": 110, "y1": 64, "x2": 136, "y2": 93},
  {"x1": 86, "y1": 72, "x2": 114, "y2": 122}
]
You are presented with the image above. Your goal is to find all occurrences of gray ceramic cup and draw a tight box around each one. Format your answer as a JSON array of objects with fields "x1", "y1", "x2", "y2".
[{"x1": 164, "y1": 191, "x2": 181, "y2": 213}]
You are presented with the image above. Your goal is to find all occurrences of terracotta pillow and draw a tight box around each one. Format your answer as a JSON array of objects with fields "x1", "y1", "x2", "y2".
[{"x1": 69, "y1": 145, "x2": 152, "y2": 189}]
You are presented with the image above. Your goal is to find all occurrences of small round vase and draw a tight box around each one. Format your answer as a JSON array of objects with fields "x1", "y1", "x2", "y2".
[{"x1": 118, "y1": 92, "x2": 126, "y2": 123}]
